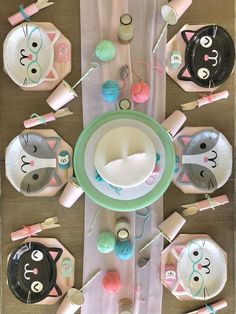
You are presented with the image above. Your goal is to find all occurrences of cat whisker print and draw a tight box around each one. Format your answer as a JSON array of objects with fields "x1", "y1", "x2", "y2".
[
  {"x1": 22, "y1": 23, "x2": 29, "y2": 38},
  {"x1": 23, "y1": 77, "x2": 28, "y2": 86},
  {"x1": 203, "y1": 286, "x2": 210, "y2": 299}
]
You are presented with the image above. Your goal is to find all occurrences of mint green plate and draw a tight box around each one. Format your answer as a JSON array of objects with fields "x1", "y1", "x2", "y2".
[{"x1": 74, "y1": 110, "x2": 175, "y2": 211}]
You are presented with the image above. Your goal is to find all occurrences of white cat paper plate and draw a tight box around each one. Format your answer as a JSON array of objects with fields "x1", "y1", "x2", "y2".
[
  {"x1": 5, "y1": 129, "x2": 73, "y2": 196},
  {"x1": 161, "y1": 234, "x2": 227, "y2": 301},
  {"x1": 173, "y1": 127, "x2": 232, "y2": 194},
  {"x1": 3, "y1": 22, "x2": 59, "y2": 87},
  {"x1": 74, "y1": 110, "x2": 175, "y2": 211}
]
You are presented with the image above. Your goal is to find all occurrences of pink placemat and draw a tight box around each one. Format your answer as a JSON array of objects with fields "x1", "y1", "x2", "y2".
[{"x1": 80, "y1": 1, "x2": 167, "y2": 313}]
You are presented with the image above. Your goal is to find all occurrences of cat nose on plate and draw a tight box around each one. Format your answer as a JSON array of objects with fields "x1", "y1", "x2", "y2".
[
  {"x1": 198, "y1": 263, "x2": 203, "y2": 270},
  {"x1": 24, "y1": 263, "x2": 38, "y2": 280},
  {"x1": 204, "y1": 50, "x2": 219, "y2": 66},
  {"x1": 28, "y1": 54, "x2": 33, "y2": 61}
]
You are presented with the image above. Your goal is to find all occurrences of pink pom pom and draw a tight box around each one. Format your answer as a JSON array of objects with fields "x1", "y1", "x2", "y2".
[
  {"x1": 102, "y1": 271, "x2": 121, "y2": 294},
  {"x1": 131, "y1": 81, "x2": 150, "y2": 103}
]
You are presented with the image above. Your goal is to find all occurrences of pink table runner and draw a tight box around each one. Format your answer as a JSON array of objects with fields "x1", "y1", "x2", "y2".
[{"x1": 80, "y1": 1, "x2": 167, "y2": 313}]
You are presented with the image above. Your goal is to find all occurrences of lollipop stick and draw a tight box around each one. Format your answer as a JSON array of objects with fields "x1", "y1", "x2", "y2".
[
  {"x1": 152, "y1": 23, "x2": 168, "y2": 54},
  {"x1": 78, "y1": 270, "x2": 101, "y2": 292},
  {"x1": 72, "y1": 63, "x2": 98, "y2": 90},
  {"x1": 139, "y1": 230, "x2": 161, "y2": 253}
]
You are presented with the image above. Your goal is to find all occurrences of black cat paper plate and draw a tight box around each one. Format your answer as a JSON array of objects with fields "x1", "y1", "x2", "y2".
[
  {"x1": 7, "y1": 242, "x2": 62, "y2": 304},
  {"x1": 178, "y1": 25, "x2": 235, "y2": 88},
  {"x1": 7, "y1": 238, "x2": 75, "y2": 304},
  {"x1": 5, "y1": 129, "x2": 73, "y2": 196}
]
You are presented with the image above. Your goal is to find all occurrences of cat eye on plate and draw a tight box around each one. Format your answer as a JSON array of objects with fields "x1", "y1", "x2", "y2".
[{"x1": 200, "y1": 36, "x2": 212, "y2": 48}]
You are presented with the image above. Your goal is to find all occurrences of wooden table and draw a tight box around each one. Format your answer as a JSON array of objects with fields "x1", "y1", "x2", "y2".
[{"x1": 0, "y1": 0, "x2": 234, "y2": 313}]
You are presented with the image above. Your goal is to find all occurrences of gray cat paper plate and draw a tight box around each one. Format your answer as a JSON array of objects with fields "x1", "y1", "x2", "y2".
[
  {"x1": 173, "y1": 127, "x2": 232, "y2": 194},
  {"x1": 5, "y1": 129, "x2": 73, "y2": 196}
]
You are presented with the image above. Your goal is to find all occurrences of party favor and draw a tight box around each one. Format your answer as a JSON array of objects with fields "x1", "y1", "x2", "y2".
[
  {"x1": 3, "y1": 22, "x2": 71, "y2": 91},
  {"x1": 161, "y1": 234, "x2": 227, "y2": 301},
  {"x1": 173, "y1": 127, "x2": 232, "y2": 194},
  {"x1": 7, "y1": 238, "x2": 75, "y2": 304},
  {"x1": 166, "y1": 24, "x2": 235, "y2": 92},
  {"x1": 73, "y1": 110, "x2": 186, "y2": 211},
  {"x1": 5, "y1": 129, "x2": 73, "y2": 196}
]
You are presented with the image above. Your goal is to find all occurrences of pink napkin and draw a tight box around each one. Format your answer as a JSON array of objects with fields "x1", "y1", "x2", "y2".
[{"x1": 80, "y1": 0, "x2": 167, "y2": 313}]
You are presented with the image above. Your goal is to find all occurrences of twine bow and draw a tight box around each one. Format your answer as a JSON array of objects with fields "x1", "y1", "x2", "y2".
[
  {"x1": 202, "y1": 94, "x2": 213, "y2": 103},
  {"x1": 23, "y1": 225, "x2": 38, "y2": 237},
  {"x1": 205, "y1": 304, "x2": 216, "y2": 314},
  {"x1": 30, "y1": 113, "x2": 47, "y2": 125},
  {"x1": 19, "y1": 4, "x2": 30, "y2": 21},
  {"x1": 204, "y1": 194, "x2": 217, "y2": 210}
]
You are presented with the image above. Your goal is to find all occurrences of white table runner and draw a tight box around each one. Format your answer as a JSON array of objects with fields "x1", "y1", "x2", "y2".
[{"x1": 80, "y1": 1, "x2": 167, "y2": 313}]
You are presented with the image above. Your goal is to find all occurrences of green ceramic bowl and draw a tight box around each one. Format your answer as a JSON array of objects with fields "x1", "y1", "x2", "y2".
[{"x1": 74, "y1": 110, "x2": 175, "y2": 211}]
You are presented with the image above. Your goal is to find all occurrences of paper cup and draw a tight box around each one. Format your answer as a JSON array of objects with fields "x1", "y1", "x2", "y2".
[
  {"x1": 56, "y1": 288, "x2": 84, "y2": 314},
  {"x1": 161, "y1": 110, "x2": 186, "y2": 138},
  {"x1": 161, "y1": 0, "x2": 192, "y2": 25},
  {"x1": 119, "y1": 298, "x2": 133, "y2": 314},
  {"x1": 158, "y1": 212, "x2": 186, "y2": 242},
  {"x1": 59, "y1": 177, "x2": 84, "y2": 208},
  {"x1": 47, "y1": 80, "x2": 78, "y2": 111}
]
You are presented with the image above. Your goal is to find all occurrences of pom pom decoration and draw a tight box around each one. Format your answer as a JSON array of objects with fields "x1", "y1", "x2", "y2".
[
  {"x1": 95, "y1": 40, "x2": 116, "y2": 62},
  {"x1": 102, "y1": 271, "x2": 121, "y2": 293},
  {"x1": 101, "y1": 80, "x2": 121, "y2": 103},
  {"x1": 115, "y1": 239, "x2": 134, "y2": 260},
  {"x1": 97, "y1": 231, "x2": 116, "y2": 254},
  {"x1": 131, "y1": 81, "x2": 150, "y2": 103}
]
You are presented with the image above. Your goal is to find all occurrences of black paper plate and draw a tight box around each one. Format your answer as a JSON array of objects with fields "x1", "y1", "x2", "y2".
[
  {"x1": 178, "y1": 25, "x2": 235, "y2": 87},
  {"x1": 7, "y1": 242, "x2": 62, "y2": 304}
]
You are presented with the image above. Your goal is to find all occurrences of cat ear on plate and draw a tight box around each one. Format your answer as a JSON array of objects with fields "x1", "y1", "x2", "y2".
[
  {"x1": 171, "y1": 245, "x2": 185, "y2": 259},
  {"x1": 45, "y1": 66, "x2": 59, "y2": 81},
  {"x1": 172, "y1": 281, "x2": 186, "y2": 295},
  {"x1": 181, "y1": 30, "x2": 196, "y2": 44},
  {"x1": 46, "y1": 29, "x2": 61, "y2": 45},
  {"x1": 177, "y1": 135, "x2": 193, "y2": 147},
  {"x1": 48, "y1": 247, "x2": 63, "y2": 262},
  {"x1": 46, "y1": 137, "x2": 61, "y2": 151},
  {"x1": 48, "y1": 171, "x2": 62, "y2": 187},
  {"x1": 177, "y1": 168, "x2": 191, "y2": 185},
  {"x1": 48, "y1": 283, "x2": 62, "y2": 298},
  {"x1": 177, "y1": 66, "x2": 193, "y2": 82}
]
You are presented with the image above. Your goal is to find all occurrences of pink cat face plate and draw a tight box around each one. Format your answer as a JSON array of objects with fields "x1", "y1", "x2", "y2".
[
  {"x1": 3, "y1": 22, "x2": 71, "y2": 90},
  {"x1": 161, "y1": 234, "x2": 227, "y2": 301},
  {"x1": 5, "y1": 129, "x2": 73, "y2": 196}
]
